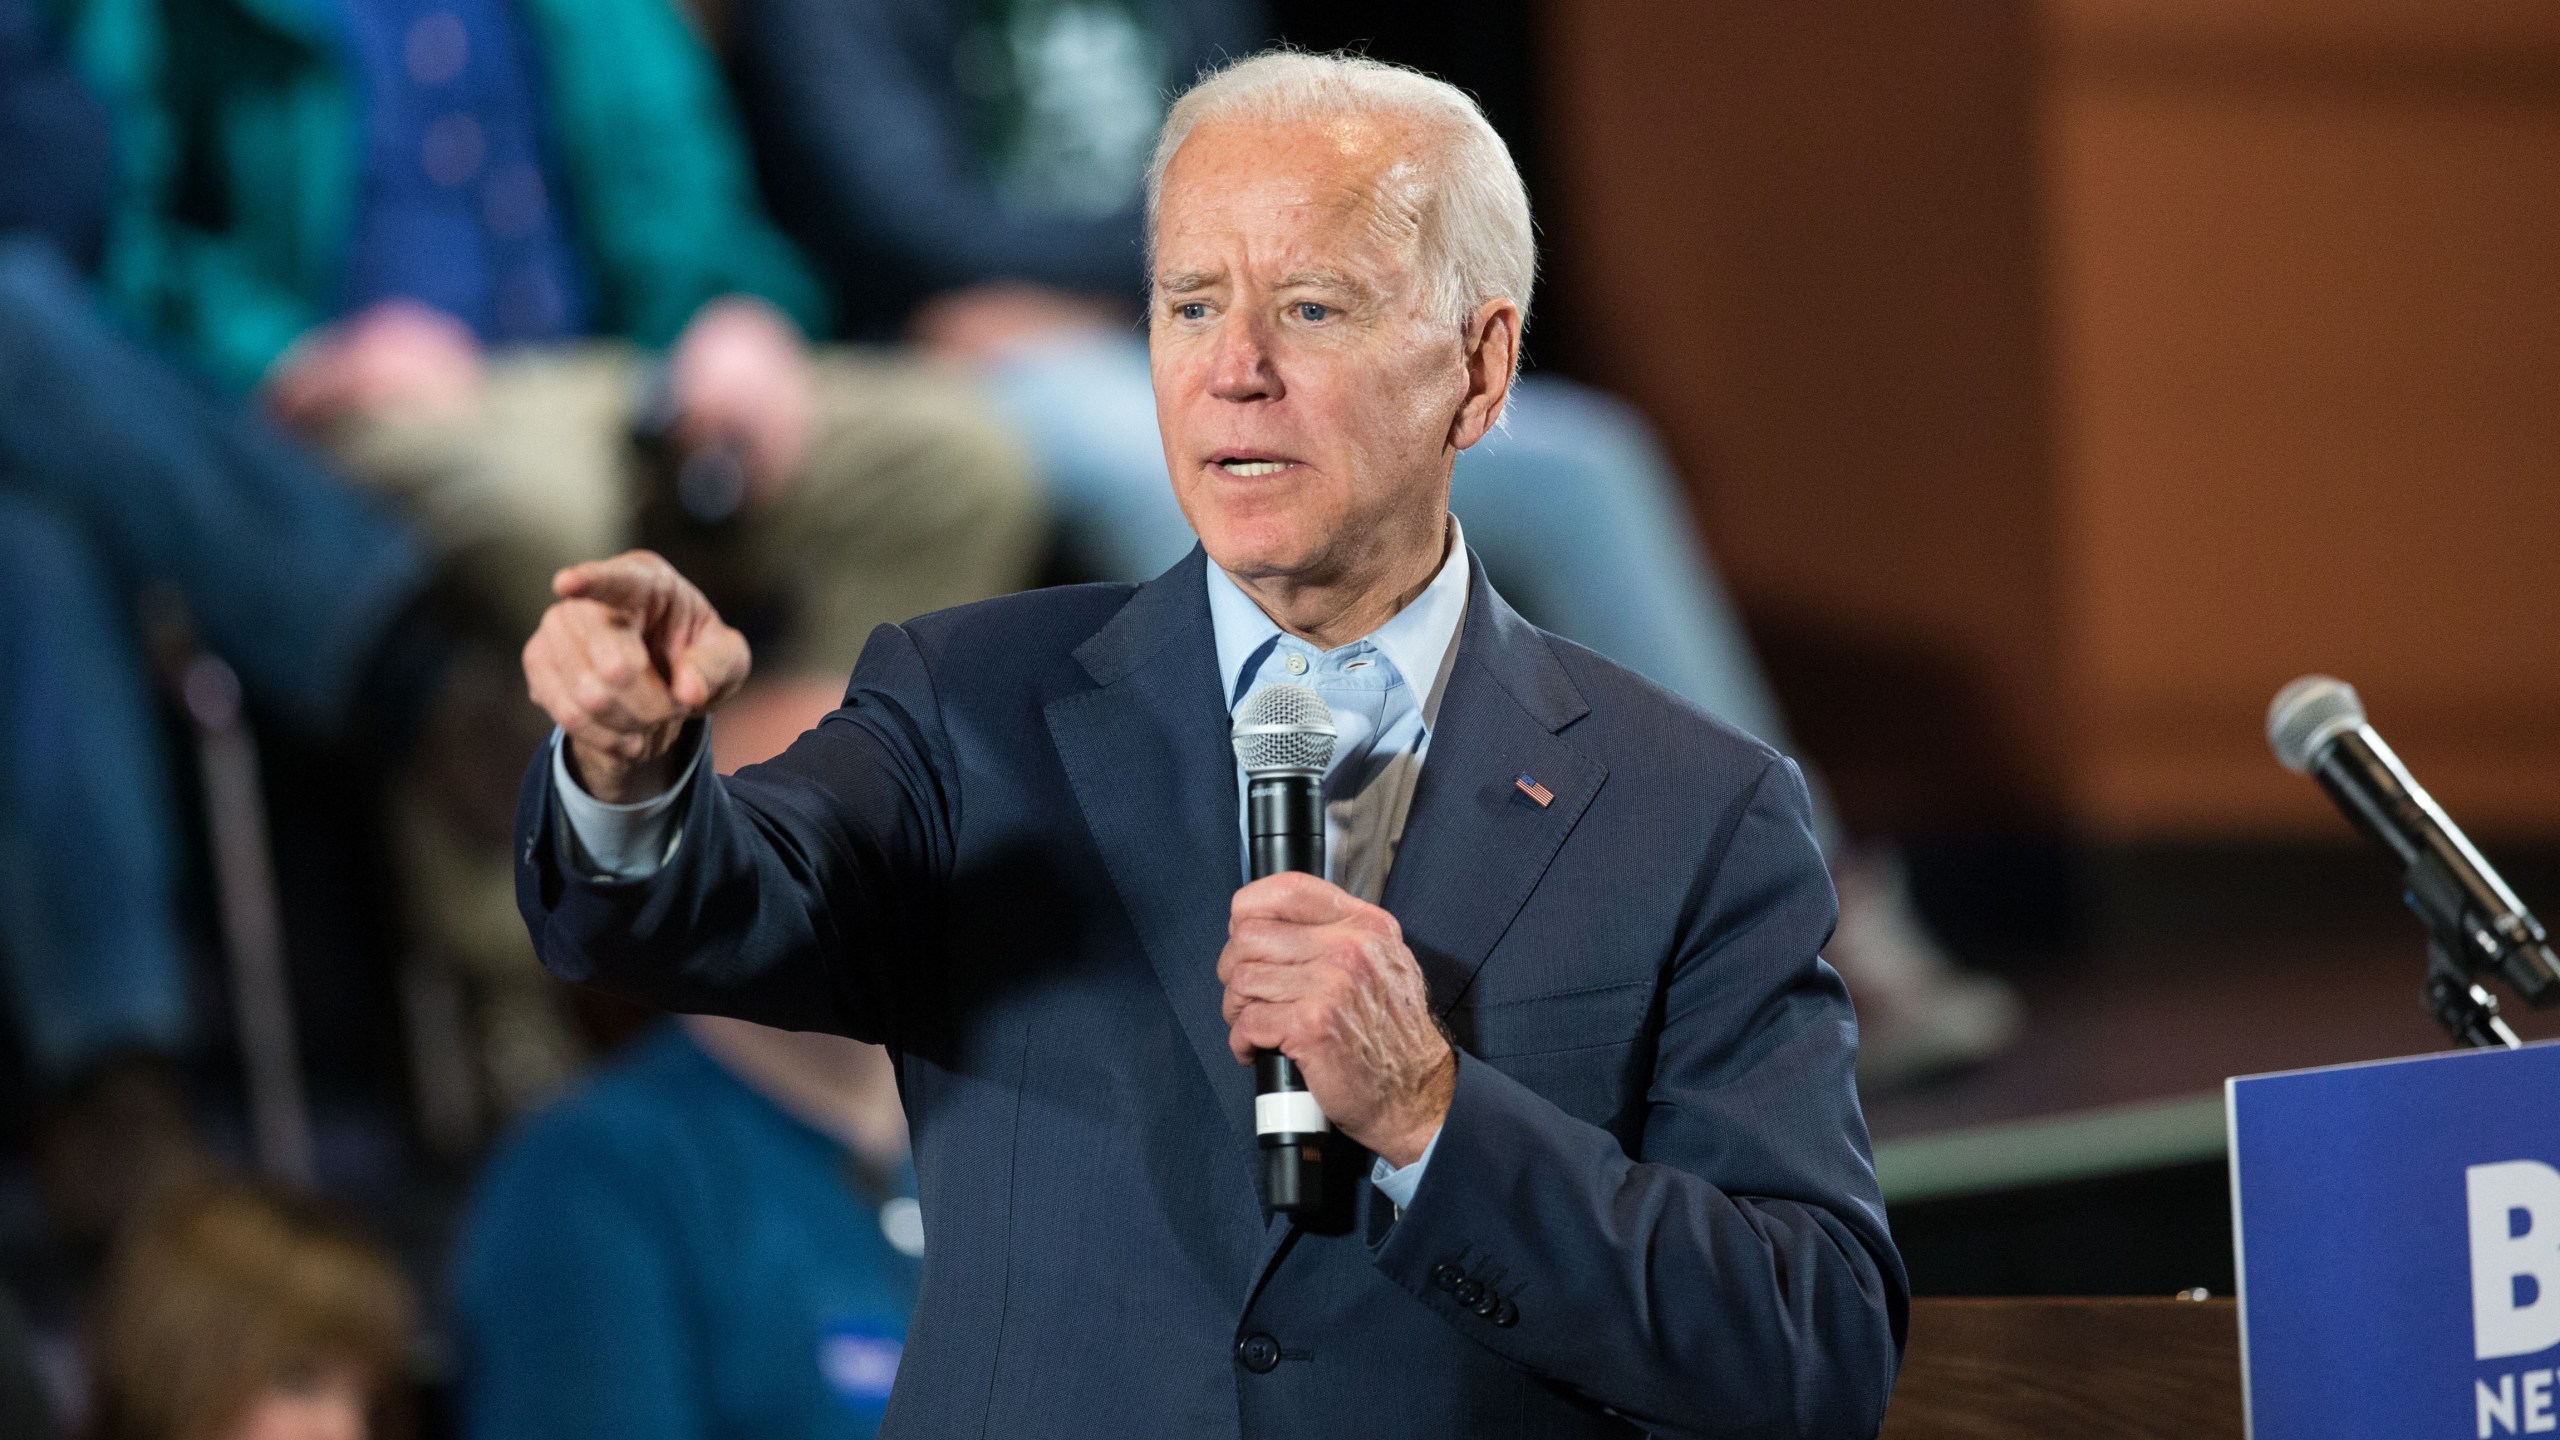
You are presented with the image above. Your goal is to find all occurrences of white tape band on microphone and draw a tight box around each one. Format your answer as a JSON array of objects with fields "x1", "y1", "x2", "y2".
[{"x1": 1255, "y1": 1090, "x2": 1331, "y2": 1136}]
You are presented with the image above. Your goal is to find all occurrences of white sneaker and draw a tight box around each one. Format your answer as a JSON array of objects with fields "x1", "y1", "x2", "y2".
[{"x1": 1827, "y1": 850, "x2": 2022, "y2": 1091}]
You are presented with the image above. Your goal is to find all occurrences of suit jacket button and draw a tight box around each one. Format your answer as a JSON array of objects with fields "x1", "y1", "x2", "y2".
[
  {"x1": 1236, "y1": 1333, "x2": 1282, "y2": 1374},
  {"x1": 1473, "y1": 1291, "x2": 1501, "y2": 1319},
  {"x1": 1494, "y1": 1300, "x2": 1519, "y2": 1328},
  {"x1": 1452, "y1": 1278, "x2": 1485, "y2": 1308},
  {"x1": 1432, "y1": 1263, "x2": 1463, "y2": 1292}
]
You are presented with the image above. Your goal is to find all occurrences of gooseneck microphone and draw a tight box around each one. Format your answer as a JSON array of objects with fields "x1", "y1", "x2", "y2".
[
  {"x1": 1231, "y1": 684, "x2": 1337, "y2": 1217},
  {"x1": 2269, "y1": 677, "x2": 2560, "y2": 1042}
]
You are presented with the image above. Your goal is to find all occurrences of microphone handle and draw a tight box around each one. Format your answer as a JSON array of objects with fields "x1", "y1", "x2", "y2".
[
  {"x1": 2313, "y1": 728, "x2": 2560, "y2": 1003},
  {"x1": 1246, "y1": 774, "x2": 1326, "y2": 1216}
]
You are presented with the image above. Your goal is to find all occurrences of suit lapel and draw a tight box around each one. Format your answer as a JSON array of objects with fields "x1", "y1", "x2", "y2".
[
  {"x1": 1043, "y1": 553, "x2": 1264, "y2": 1166},
  {"x1": 1046, "y1": 549, "x2": 1608, "y2": 1272},
  {"x1": 1382, "y1": 559, "x2": 1607, "y2": 1015},
  {"x1": 1245, "y1": 560, "x2": 1611, "y2": 1286}
]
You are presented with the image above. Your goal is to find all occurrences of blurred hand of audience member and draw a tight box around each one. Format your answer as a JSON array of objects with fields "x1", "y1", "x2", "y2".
[
  {"x1": 909, "y1": 280, "x2": 1126, "y2": 366},
  {"x1": 265, "y1": 299, "x2": 482, "y2": 430},
  {"x1": 226, "y1": 1367, "x2": 372, "y2": 1440},
  {"x1": 523, "y1": 550, "x2": 750, "y2": 803},
  {"x1": 671, "y1": 295, "x2": 815, "y2": 507}
]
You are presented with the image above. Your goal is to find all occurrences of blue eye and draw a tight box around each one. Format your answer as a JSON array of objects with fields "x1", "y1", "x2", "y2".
[
  {"x1": 1296, "y1": 302, "x2": 1329, "y2": 322},
  {"x1": 1175, "y1": 302, "x2": 1207, "y2": 321}
]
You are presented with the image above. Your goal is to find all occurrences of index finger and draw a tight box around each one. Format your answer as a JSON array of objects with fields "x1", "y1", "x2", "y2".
[
  {"x1": 553, "y1": 550, "x2": 677, "y2": 610},
  {"x1": 1230, "y1": 870, "x2": 1375, "y2": 927}
]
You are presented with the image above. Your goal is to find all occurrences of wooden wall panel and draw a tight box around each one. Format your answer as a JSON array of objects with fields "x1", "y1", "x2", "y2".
[
  {"x1": 1545, "y1": 2, "x2": 2066, "y2": 832},
  {"x1": 1547, "y1": 0, "x2": 2560, "y2": 840},
  {"x1": 2044, "y1": 0, "x2": 2560, "y2": 836}
]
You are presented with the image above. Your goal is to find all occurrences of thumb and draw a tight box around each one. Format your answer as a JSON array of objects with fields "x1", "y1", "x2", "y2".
[{"x1": 671, "y1": 622, "x2": 752, "y2": 712}]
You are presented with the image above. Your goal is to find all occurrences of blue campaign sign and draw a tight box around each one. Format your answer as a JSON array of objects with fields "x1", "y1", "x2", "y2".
[{"x1": 2230, "y1": 1040, "x2": 2560, "y2": 1440}]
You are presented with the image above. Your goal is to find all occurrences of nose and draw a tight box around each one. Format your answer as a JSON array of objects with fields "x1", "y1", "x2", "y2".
[{"x1": 1205, "y1": 309, "x2": 1282, "y2": 404}]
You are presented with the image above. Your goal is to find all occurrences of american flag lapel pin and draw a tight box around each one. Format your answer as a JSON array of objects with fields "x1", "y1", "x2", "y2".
[{"x1": 1514, "y1": 773, "x2": 1554, "y2": 808}]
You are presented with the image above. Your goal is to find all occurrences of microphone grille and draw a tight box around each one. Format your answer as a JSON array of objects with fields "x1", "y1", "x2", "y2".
[
  {"x1": 1231, "y1": 684, "x2": 1337, "y2": 776},
  {"x1": 2268, "y1": 675, "x2": 2367, "y2": 774}
]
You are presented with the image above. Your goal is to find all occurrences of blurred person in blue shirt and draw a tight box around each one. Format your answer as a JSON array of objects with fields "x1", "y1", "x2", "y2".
[
  {"x1": 727, "y1": 0, "x2": 2019, "y2": 1085},
  {"x1": 452, "y1": 1016, "x2": 921, "y2": 1440},
  {"x1": 56, "y1": 0, "x2": 1045, "y2": 1111}
]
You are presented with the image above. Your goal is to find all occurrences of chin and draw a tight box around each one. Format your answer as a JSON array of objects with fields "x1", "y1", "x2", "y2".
[{"x1": 1194, "y1": 514, "x2": 1325, "y2": 580}]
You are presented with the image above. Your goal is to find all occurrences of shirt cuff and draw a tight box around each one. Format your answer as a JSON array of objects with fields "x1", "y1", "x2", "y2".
[
  {"x1": 1370, "y1": 1127, "x2": 1441, "y2": 1211},
  {"x1": 549, "y1": 723, "x2": 706, "y2": 882}
]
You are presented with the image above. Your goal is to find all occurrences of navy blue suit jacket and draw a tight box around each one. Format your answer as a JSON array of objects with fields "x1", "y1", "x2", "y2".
[{"x1": 516, "y1": 548, "x2": 1907, "y2": 1439}]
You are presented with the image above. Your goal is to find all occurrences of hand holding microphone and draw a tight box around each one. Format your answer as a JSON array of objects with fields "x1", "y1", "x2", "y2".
[
  {"x1": 1222, "y1": 685, "x2": 1454, "y2": 1216},
  {"x1": 523, "y1": 550, "x2": 752, "y2": 803}
]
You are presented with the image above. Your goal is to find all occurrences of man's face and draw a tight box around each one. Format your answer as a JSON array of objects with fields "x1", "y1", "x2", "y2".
[{"x1": 1149, "y1": 117, "x2": 1476, "y2": 589}]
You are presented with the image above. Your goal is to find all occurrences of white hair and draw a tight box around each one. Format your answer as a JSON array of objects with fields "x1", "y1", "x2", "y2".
[{"x1": 1144, "y1": 50, "x2": 1537, "y2": 334}]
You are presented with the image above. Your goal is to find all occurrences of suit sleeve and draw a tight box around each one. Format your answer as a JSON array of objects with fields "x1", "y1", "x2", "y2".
[
  {"x1": 513, "y1": 623, "x2": 956, "y2": 1045},
  {"x1": 1371, "y1": 756, "x2": 1906, "y2": 1440}
]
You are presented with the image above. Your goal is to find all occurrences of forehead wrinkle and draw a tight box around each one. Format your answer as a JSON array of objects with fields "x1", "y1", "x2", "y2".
[{"x1": 1156, "y1": 120, "x2": 1436, "y2": 310}]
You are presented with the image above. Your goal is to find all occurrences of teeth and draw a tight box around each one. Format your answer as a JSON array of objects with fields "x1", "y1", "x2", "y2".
[{"x1": 1220, "y1": 460, "x2": 1289, "y2": 477}]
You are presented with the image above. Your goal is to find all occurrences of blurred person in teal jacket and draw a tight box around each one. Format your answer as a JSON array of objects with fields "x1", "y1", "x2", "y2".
[
  {"x1": 453, "y1": 1017, "x2": 922, "y2": 1440},
  {"x1": 56, "y1": 0, "x2": 1043, "y2": 1109}
]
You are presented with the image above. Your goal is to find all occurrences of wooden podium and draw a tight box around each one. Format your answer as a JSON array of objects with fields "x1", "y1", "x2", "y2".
[{"x1": 1881, "y1": 1297, "x2": 2243, "y2": 1439}]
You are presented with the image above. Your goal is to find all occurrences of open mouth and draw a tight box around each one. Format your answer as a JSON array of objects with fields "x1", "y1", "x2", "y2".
[{"x1": 1211, "y1": 452, "x2": 1298, "y2": 477}]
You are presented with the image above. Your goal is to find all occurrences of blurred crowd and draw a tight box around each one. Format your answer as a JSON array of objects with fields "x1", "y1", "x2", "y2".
[{"x1": 0, "y1": 0, "x2": 2017, "y2": 1433}]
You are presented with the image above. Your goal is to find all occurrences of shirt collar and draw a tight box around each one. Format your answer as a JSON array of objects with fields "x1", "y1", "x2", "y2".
[{"x1": 1205, "y1": 516, "x2": 1472, "y2": 718}]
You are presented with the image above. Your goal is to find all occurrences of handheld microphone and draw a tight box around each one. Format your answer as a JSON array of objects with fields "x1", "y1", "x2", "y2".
[
  {"x1": 1231, "y1": 683, "x2": 1336, "y2": 1217},
  {"x1": 2268, "y1": 676, "x2": 2560, "y2": 1009}
]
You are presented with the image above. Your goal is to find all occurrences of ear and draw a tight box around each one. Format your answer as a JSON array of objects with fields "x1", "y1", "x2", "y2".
[{"x1": 1447, "y1": 297, "x2": 1523, "y2": 452}]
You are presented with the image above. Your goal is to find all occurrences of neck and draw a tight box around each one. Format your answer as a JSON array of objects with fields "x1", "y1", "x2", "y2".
[
  {"x1": 1229, "y1": 512, "x2": 1451, "y2": 650},
  {"x1": 682, "y1": 1015, "x2": 906, "y2": 1165}
]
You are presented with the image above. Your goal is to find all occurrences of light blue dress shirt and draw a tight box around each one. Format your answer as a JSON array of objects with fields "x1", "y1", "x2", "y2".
[
  {"x1": 554, "y1": 522, "x2": 1474, "y2": 1204},
  {"x1": 1207, "y1": 522, "x2": 1469, "y2": 1205}
]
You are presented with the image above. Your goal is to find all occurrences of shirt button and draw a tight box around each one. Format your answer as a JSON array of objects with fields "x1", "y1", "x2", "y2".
[
  {"x1": 1283, "y1": 651, "x2": 1309, "y2": 676},
  {"x1": 422, "y1": 111, "x2": 486, "y2": 186},
  {"x1": 1236, "y1": 1332, "x2": 1282, "y2": 1374}
]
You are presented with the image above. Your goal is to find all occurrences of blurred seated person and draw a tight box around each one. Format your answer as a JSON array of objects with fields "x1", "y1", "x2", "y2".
[
  {"x1": 55, "y1": 0, "x2": 1045, "y2": 1102},
  {"x1": 2, "y1": 1282, "x2": 54, "y2": 1439},
  {"x1": 453, "y1": 1016, "x2": 919, "y2": 1440},
  {"x1": 727, "y1": 0, "x2": 2015, "y2": 1083},
  {"x1": 59, "y1": 0, "x2": 1043, "y2": 699},
  {"x1": 86, "y1": 1182, "x2": 416, "y2": 1440},
  {"x1": 2, "y1": 0, "x2": 488, "y2": 1231}
]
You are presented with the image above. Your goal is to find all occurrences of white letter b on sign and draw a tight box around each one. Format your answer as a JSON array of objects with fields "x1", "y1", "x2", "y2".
[{"x1": 2471, "y1": 1161, "x2": 2560, "y2": 1361}]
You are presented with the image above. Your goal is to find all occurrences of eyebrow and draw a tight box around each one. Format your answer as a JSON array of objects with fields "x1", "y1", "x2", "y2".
[
  {"x1": 1156, "y1": 271, "x2": 1215, "y2": 294},
  {"x1": 1277, "y1": 269, "x2": 1370, "y2": 296}
]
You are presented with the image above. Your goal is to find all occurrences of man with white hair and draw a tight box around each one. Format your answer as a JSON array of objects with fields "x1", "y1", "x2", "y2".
[{"x1": 515, "y1": 51, "x2": 1905, "y2": 1439}]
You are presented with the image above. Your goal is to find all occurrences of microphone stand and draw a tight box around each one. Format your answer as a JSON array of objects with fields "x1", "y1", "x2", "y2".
[
  {"x1": 2400, "y1": 855, "x2": 2548, "y2": 1050},
  {"x1": 2425, "y1": 939, "x2": 2522, "y2": 1051}
]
